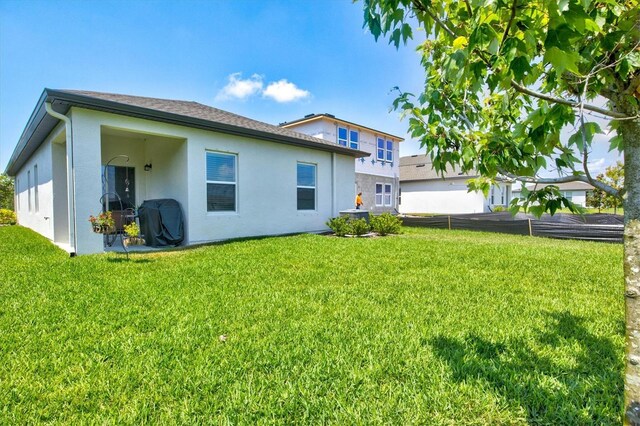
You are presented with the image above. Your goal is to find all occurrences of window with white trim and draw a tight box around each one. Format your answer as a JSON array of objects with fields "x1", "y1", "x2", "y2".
[
  {"x1": 349, "y1": 130, "x2": 359, "y2": 150},
  {"x1": 384, "y1": 184, "x2": 392, "y2": 206},
  {"x1": 297, "y1": 162, "x2": 316, "y2": 210},
  {"x1": 34, "y1": 164, "x2": 39, "y2": 213},
  {"x1": 376, "y1": 184, "x2": 393, "y2": 206},
  {"x1": 490, "y1": 185, "x2": 505, "y2": 205},
  {"x1": 206, "y1": 152, "x2": 237, "y2": 212},
  {"x1": 377, "y1": 138, "x2": 394, "y2": 162},
  {"x1": 337, "y1": 127, "x2": 348, "y2": 147},
  {"x1": 375, "y1": 183, "x2": 383, "y2": 206},
  {"x1": 561, "y1": 191, "x2": 573, "y2": 201},
  {"x1": 337, "y1": 127, "x2": 359, "y2": 149},
  {"x1": 27, "y1": 170, "x2": 31, "y2": 212}
]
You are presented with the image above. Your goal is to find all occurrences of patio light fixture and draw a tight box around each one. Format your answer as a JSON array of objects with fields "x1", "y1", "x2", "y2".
[{"x1": 144, "y1": 164, "x2": 152, "y2": 171}]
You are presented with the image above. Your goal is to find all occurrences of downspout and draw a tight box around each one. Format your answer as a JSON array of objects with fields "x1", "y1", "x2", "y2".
[
  {"x1": 332, "y1": 152, "x2": 337, "y2": 217},
  {"x1": 45, "y1": 102, "x2": 76, "y2": 255}
]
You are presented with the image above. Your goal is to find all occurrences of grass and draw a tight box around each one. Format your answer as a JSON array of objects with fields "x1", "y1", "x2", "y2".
[{"x1": 0, "y1": 226, "x2": 624, "y2": 424}]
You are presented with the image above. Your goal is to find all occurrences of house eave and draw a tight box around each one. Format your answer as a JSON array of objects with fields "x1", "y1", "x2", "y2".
[{"x1": 5, "y1": 89, "x2": 369, "y2": 176}]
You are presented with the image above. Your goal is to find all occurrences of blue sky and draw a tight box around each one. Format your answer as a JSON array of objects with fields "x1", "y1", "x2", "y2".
[{"x1": 0, "y1": 0, "x2": 620, "y2": 175}]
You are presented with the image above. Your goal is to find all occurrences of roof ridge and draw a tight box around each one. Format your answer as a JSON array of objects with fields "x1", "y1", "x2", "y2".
[{"x1": 58, "y1": 89, "x2": 197, "y2": 105}]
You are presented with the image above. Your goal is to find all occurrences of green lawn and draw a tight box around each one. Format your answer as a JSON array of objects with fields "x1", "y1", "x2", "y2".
[{"x1": 0, "y1": 226, "x2": 624, "y2": 424}]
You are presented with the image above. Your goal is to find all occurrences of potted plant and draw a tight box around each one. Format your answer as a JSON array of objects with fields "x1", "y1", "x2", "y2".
[
  {"x1": 123, "y1": 221, "x2": 145, "y2": 247},
  {"x1": 89, "y1": 211, "x2": 116, "y2": 234}
]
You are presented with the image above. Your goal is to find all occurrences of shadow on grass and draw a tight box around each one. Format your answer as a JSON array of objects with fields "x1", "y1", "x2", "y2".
[
  {"x1": 106, "y1": 258, "x2": 154, "y2": 264},
  {"x1": 430, "y1": 311, "x2": 623, "y2": 424}
]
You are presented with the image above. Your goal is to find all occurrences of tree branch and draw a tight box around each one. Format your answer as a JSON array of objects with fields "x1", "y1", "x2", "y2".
[
  {"x1": 510, "y1": 80, "x2": 630, "y2": 118},
  {"x1": 411, "y1": 0, "x2": 456, "y2": 38},
  {"x1": 498, "y1": 168, "x2": 621, "y2": 197},
  {"x1": 500, "y1": 0, "x2": 518, "y2": 50},
  {"x1": 463, "y1": 0, "x2": 473, "y2": 17}
]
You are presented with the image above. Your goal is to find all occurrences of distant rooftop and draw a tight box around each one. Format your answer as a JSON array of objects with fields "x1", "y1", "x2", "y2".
[
  {"x1": 280, "y1": 113, "x2": 404, "y2": 141},
  {"x1": 399, "y1": 154, "x2": 477, "y2": 182}
]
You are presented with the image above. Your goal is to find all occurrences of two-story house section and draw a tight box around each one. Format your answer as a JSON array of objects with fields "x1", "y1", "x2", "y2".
[{"x1": 280, "y1": 114, "x2": 404, "y2": 213}]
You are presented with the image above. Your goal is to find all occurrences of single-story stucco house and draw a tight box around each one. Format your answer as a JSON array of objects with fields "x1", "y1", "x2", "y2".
[
  {"x1": 512, "y1": 181, "x2": 595, "y2": 207},
  {"x1": 6, "y1": 89, "x2": 368, "y2": 255},
  {"x1": 399, "y1": 154, "x2": 512, "y2": 214}
]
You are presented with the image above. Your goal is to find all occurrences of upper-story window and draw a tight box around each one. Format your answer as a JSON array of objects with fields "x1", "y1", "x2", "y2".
[
  {"x1": 349, "y1": 130, "x2": 359, "y2": 150},
  {"x1": 377, "y1": 138, "x2": 394, "y2": 162},
  {"x1": 338, "y1": 127, "x2": 348, "y2": 147},
  {"x1": 338, "y1": 126, "x2": 359, "y2": 149}
]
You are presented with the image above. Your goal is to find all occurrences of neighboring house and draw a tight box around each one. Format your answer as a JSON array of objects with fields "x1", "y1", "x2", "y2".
[
  {"x1": 512, "y1": 181, "x2": 594, "y2": 207},
  {"x1": 399, "y1": 154, "x2": 512, "y2": 214},
  {"x1": 6, "y1": 89, "x2": 368, "y2": 255},
  {"x1": 280, "y1": 114, "x2": 403, "y2": 213}
]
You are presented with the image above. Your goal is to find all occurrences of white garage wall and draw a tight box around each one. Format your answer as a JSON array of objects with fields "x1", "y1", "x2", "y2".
[{"x1": 399, "y1": 179, "x2": 487, "y2": 214}]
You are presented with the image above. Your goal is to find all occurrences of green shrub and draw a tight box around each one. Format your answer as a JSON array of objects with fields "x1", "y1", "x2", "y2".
[
  {"x1": 326, "y1": 216, "x2": 350, "y2": 237},
  {"x1": 492, "y1": 206, "x2": 506, "y2": 212},
  {"x1": 347, "y1": 218, "x2": 370, "y2": 236},
  {"x1": 370, "y1": 213, "x2": 402, "y2": 236},
  {"x1": 0, "y1": 209, "x2": 16, "y2": 225}
]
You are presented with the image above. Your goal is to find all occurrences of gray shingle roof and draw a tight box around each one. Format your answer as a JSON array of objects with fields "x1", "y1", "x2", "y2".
[
  {"x1": 6, "y1": 89, "x2": 369, "y2": 175},
  {"x1": 399, "y1": 154, "x2": 478, "y2": 182},
  {"x1": 59, "y1": 90, "x2": 365, "y2": 153}
]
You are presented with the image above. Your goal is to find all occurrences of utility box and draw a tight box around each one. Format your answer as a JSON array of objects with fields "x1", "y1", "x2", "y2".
[{"x1": 339, "y1": 209, "x2": 370, "y2": 223}]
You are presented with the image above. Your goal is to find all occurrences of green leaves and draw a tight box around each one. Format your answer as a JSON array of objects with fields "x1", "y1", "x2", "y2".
[
  {"x1": 361, "y1": 0, "x2": 638, "y2": 218},
  {"x1": 568, "y1": 122, "x2": 603, "y2": 151},
  {"x1": 543, "y1": 47, "x2": 581, "y2": 75}
]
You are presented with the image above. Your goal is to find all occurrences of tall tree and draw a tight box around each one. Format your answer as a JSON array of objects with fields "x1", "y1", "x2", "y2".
[
  {"x1": 588, "y1": 162, "x2": 625, "y2": 213},
  {"x1": 0, "y1": 173, "x2": 14, "y2": 211},
  {"x1": 361, "y1": 0, "x2": 639, "y2": 421}
]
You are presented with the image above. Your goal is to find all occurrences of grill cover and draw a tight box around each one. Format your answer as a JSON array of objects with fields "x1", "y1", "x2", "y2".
[{"x1": 138, "y1": 199, "x2": 184, "y2": 247}]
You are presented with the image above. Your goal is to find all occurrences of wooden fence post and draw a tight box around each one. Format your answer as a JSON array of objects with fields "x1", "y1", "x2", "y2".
[
  {"x1": 528, "y1": 218, "x2": 532, "y2": 237},
  {"x1": 448, "y1": 215, "x2": 452, "y2": 230}
]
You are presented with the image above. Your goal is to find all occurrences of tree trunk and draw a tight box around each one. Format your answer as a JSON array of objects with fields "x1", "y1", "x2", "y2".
[{"x1": 623, "y1": 119, "x2": 640, "y2": 425}]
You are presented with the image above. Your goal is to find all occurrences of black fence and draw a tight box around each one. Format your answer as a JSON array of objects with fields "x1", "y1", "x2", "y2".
[{"x1": 401, "y1": 212, "x2": 624, "y2": 243}]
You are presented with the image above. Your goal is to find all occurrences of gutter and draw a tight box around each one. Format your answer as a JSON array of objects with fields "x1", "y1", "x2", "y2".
[
  {"x1": 44, "y1": 89, "x2": 370, "y2": 158},
  {"x1": 44, "y1": 102, "x2": 76, "y2": 255}
]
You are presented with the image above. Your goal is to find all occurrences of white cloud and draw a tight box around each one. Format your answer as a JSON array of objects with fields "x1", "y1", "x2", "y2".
[
  {"x1": 587, "y1": 157, "x2": 606, "y2": 174},
  {"x1": 215, "y1": 73, "x2": 263, "y2": 101},
  {"x1": 263, "y1": 79, "x2": 310, "y2": 103}
]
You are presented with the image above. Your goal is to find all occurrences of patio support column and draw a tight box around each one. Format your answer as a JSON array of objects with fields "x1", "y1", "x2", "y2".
[{"x1": 70, "y1": 109, "x2": 104, "y2": 254}]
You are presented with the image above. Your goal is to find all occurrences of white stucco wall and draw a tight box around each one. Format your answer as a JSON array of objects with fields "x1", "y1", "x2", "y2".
[
  {"x1": 186, "y1": 132, "x2": 354, "y2": 244},
  {"x1": 24, "y1": 108, "x2": 356, "y2": 254},
  {"x1": 14, "y1": 126, "x2": 62, "y2": 240}
]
